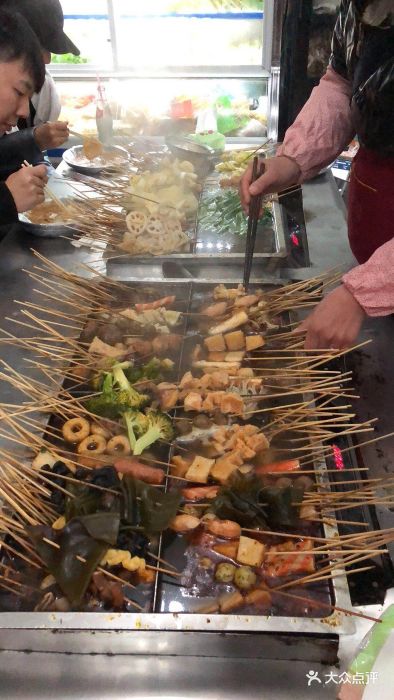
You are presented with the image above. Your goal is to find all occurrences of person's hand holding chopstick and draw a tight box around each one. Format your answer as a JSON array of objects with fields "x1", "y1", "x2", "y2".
[
  {"x1": 5, "y1": 164, "x2": 47, "y2": 212},
  {"x1": 34, "y1": 121, "x2": 69, "y2": 151},
  {"x1": 240, "y1": 155, "x2": 301, "y2": 214}
]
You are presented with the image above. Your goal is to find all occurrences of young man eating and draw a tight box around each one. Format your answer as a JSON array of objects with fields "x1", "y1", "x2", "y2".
[{"x1": 0, "y1": 9, "x2": 48, "y2": 226}]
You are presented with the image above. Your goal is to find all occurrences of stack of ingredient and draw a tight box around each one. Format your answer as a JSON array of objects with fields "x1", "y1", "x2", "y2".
[{"x1": 119, "y1": 157, "x2": 200, "y2": 255}]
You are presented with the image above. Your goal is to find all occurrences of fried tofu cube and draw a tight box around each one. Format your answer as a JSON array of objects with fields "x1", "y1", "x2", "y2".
[
  {"x1": 213, "y1": 542, "x2": 238, "y2": 559},
  {"x1": 184, "y1": 392, "x2": 203, "y2": 412},
  {"x1": 210, "y1": 451, "x2": 243, "y2": 484},
  {"x1": 218, "y1": 590, "x2": 244, "y2": 613},
  {"x1": 237, "y1": 368, "x2": 254, "y2": 378},
  {"x1": 245, "y1": 334, "x2": 265, "y2": 351},
  {"x1": 185, "y1": 456, "x2": 215, "y2": 484},
  {"x1": 171, "y1": 455, "x2": 192, "y2": 478},
  {"x1": 208, "y1": 352, "x2": 227, "y2": 362},
  {"x1": 237, "y1": 536, "x2": 265, "y2": 567},
  {"x1": 204, "y1": 334, "x2": 226, "y2": 352},
  {"x1": 224, "y1": 330, "x2": 245, "y2": 351},
  {"x1": 244, "y1": 588, "x2": 272, "y2": 607},
  {"x1": 225, "y1": 351, "x2": 246, "y2": 363}
]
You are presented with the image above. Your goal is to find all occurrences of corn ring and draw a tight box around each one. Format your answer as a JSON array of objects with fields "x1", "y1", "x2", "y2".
[
  {"x1": 62, "y1": 417, "x2": 90, "y2": 443},
  {"x1": 106, "y1": 435, "x2": 131, "y2": 456},
  {"x1": 77, "y1": 434, "x2": 107, "y2": 455}
]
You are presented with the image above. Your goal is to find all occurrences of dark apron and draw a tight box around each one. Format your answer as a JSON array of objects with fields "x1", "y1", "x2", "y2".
[{"x1": 347, "y1": 146, "x2": 394, "y2": 264}]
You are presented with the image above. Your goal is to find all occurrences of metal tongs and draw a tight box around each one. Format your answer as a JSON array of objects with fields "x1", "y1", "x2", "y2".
[{"x1": 243, "y1": 156, "x2": 265, "y2": 290}]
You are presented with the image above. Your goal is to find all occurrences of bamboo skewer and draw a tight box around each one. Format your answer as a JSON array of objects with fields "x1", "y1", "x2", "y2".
[
  {"x1": 0, "y1": 254, "x2": 387, "y2": 620},
  {"x1": 273, "y1": 588, "x2": 381, "y2": 624}
]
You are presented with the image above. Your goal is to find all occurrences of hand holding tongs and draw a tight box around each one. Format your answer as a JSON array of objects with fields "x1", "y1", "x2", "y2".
[{"x1": 243, "y1": 156, "x2": 265, "y2": 291}]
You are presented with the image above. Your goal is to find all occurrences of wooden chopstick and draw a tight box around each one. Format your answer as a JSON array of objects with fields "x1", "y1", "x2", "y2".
[
  {"x1": 68, "y1": 129, "x2": 86, "y2": 140},
  {"x1": 243, "y1": 156, "x2": 265, "y2": 290},
  {"x1": 239, "y1": 138, "x2": 273, "y2": 165},
  {"x1": 22, "y1": 160, "x2": 67, "y2": 211},
  {"x1": 276, "y1": 184, "x2": 302, "y2": 199}
]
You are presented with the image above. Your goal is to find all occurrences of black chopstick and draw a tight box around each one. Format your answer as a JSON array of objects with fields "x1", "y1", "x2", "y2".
[{"x1": 243, "y1": 156, "x2": 265, "y2": 291}]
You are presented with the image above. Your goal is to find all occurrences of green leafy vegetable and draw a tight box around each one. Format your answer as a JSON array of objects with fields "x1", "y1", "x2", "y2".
[
  {"x1": 65, "y1": 483, "x2": 103, "y2": 521},
  {"x1": 209, "y1": 471, "x2": 304, "y2": 529},
  {"x1": 199, "y1": 188, "x2": 272, "y2": 236},
  {"x1": 261, "y1": 485, "x2": 304, "y2": 529},
  {"x1": 124, "y1": 357, "x2": 172, "y2": 384},
  {"x1": 28, "y1": 512, "x2": 120, "y2": 606},
  {"x1": 210, "y1": 471, "x2": 268, "y2": 527},
  {"x1": 121, "y1": 475, "x2": 181, "y2": 535}
]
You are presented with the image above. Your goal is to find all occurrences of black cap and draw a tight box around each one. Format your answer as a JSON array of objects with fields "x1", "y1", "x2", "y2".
[{"x1": 0, "y1": 0, "x2": 80, "y2": 56}]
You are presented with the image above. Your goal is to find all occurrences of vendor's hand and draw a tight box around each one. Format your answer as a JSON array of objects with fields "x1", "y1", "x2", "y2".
[
  {"x1": 34, "y1": 121, "x2": 69, "y2": 150},
  {"x1": 294, "y1": 285, "x2": 366, "y2": 350},
  {"x1": 240, "y1": 155, "x2": 301, "y2": 214},
  {"x1": 6, "y1": 164, "x2": 47, "y2": 212}
]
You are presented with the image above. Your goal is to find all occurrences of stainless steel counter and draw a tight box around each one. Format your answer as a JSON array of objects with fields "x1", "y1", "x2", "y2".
[{"x1": 0, "y1": 172, "x2": 392, "y2": 698}]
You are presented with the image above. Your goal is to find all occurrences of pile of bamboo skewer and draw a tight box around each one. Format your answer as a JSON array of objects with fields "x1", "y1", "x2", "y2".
[{"x1": 0, "y1": 253, "x2": 392, "y2": 621}]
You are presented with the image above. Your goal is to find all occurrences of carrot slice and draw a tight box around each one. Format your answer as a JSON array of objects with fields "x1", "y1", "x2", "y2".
[{"x1": 255, "y1": 459, "x2": 300, "y2": 474}]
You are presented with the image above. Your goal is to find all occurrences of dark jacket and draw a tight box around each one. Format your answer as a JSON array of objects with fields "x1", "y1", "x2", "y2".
[
  {"x1": 0, "y1": 128, "x2": 43, "y2": 181},
  {"x1": 0, "y1": 181, "x2": 18, "y2": 225},
  {"x1": 331, "y1": 0, "x2": 394, "y2": 156}
]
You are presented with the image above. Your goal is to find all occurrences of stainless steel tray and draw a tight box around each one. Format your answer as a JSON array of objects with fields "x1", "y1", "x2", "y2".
[
  {"x1": 0, "y1": 281, "x2": 355, "y2": 656},
  {"x1": 105, "y1": 200, "x2": 287, "y2": 265}
]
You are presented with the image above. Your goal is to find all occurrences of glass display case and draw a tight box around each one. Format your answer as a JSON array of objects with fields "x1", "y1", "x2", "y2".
[{"x1": 52, "y1": 1, "x2": 273, "y2": 140}]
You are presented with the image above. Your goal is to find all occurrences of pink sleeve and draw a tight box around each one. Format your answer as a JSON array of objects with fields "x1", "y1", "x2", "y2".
[
  {"x1": 277, "y1": 66, "x2": 355, "y2": 181},
  {"x1": 342, "y1": 239, "x2": 394, "y2": 316}
]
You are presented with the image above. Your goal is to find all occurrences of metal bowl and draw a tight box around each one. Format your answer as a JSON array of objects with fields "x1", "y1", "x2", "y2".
[
  {"x1": 18, "y1": 212, "x2": 70, "y2": 238},
  {"x1": 165, "y1": 137, "x2": 218, "y2": 178},
  {"x1": 62, "y1": 144, "x2": 130, "y2": 175}
]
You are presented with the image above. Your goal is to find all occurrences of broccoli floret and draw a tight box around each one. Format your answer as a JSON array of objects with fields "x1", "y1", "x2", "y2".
[
  {"x1": 85, "y1": 364, "x2": 149, "y2": 419},
  {"x1": 124, "y1": 357, "x2": 175, "y2": 385},
  {"x1": 133, "y1": 411, "x2": 174, "y2": 456},
  {"x1": 123, "y1": 410, "x2": 149, "y2": 450},
  {"x1": 85, "y1": 389, "x2": 139, "y2": 420},
  {"x1": 123, "y1": 366, "x2": 144, "y2": 384},
  {"x1": 112, "y1": 364, "x2": 149, "y2": 408}
]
